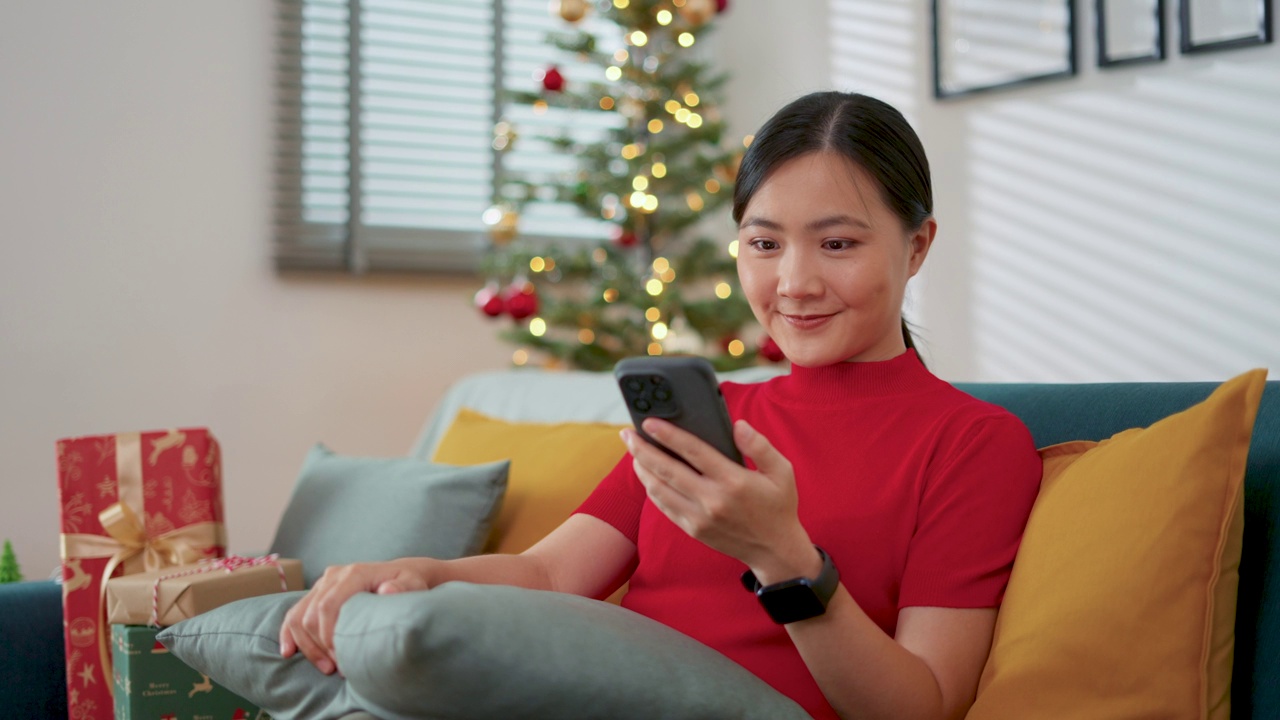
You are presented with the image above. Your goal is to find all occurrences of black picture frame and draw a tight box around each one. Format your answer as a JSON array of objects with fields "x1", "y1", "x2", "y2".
[
  {"x1": 933, "y1": 0, "x2": 1078, "y2": 100},
  {"x1": 1180, "y1": 0, "x2": 1274, "y2": 53},
  {"x1": 1098, "y1": 0, "x2": 1167, "y2": 66}
]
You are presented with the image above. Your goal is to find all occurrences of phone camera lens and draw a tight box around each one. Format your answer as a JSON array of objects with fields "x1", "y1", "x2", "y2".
[
  {"x1": 653, "y1": 388, "x2": 671, "y2": 401},
  {"x1": 633, "y1": 398, "x2": 651, "y2": 412},
  {"x1": 626, "y1": 378, "x2": 644, "y2": 392}
]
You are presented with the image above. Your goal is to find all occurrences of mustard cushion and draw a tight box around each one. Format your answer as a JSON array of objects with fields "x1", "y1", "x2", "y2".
[
  {"x1": 968, "y1": 369, "x2": 1267, "y2": 720},
  {"x1": 432, "y1": 408, "x2": 628, "y2": 555}
]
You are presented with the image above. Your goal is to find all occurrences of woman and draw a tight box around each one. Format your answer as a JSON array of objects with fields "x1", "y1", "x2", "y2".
[{"x1": 281, "y1": 91, "x2": 1041, "y2": 720}]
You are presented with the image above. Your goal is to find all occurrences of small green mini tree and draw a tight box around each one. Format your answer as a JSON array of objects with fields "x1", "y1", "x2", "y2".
[{"x1": 0, "y1": 540, "x2": 23, "y2": 583}]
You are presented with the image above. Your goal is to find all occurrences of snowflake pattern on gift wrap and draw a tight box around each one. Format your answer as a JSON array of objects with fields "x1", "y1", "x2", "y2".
[{"x1": 177, "y1": 490, "x2": 211, "y2": 524}]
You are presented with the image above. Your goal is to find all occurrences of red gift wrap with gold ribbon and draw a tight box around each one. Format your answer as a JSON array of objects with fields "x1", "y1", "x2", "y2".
[{"x1": 56, "y1": 428, "x2": 227, "y2": 720}]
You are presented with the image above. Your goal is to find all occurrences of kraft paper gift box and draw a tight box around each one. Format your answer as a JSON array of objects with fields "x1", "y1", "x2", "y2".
[
  {"x1": 106, "y1": 557, "x2": 304, "y2": 627},
  {"x1": 111, "y1": 624, "x2": 271, "y2": 720},
  {"x1": 57, "y1": 428, "x2": 226, "y2": 720}
]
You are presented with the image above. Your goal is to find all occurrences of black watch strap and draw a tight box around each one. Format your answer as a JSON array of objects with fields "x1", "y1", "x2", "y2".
[{"x1": 740, "y1": 546, "x2": 839, "y2": 625}]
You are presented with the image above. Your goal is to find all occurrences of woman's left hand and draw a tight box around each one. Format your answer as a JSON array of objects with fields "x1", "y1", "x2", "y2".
[{"x1": 623, "y1": 418, "x2": 816, "y2": 578}]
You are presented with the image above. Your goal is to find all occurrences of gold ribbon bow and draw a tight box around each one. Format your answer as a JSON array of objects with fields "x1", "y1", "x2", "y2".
[{"x1": 57, "y1": 431, "x2": 226, "y2": 698}]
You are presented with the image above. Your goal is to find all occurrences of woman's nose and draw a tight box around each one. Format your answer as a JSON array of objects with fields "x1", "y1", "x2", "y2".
[{"x1": 776, "y1": 250, "x2": 824, "y2": 299}]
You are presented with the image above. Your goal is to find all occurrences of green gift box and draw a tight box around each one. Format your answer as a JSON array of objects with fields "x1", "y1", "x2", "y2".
[{"x1": 111, "y1": 624, "x2": 271, "y2": 720}]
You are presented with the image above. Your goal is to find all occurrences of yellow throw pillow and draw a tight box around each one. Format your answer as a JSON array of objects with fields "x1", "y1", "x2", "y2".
[
  {"x1": 968, "y1": 369, "x2": 1267, "y2": 720},
  {"x1": 432, "y1": 408, "x2": 628, "y2": 555}
]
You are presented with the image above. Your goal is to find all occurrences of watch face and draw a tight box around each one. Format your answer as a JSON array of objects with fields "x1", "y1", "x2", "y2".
[{"x1": 759, "y1": 580, "x2": 827, "y2": 625}]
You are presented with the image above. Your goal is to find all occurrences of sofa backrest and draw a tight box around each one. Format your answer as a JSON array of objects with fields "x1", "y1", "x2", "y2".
[
  {"x1": 958, "y1": 381, "x2": 1279, "y2": 720},
  {"x1": 410, "y1": 366, "x2": 783, "y2": 460},
  {"x1": 413, "y1": 370, "x2": 1277, "y2": 719}
]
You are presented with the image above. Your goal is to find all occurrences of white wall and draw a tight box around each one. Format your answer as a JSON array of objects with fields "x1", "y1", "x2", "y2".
[{"x1": 831, "y1": 0, "x2": 1280, "y2": 382}]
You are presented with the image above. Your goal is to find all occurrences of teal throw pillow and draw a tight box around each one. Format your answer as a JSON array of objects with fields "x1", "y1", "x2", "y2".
[
  {"x1": 334, "y1": 583, "x2": 811, "y2": 720},
  {"x1": 157, "y1": 591, "x2": 359, "y2": 720},
  {"x1": 268, "y1": 444, "x2": 509, "y2": 586}
]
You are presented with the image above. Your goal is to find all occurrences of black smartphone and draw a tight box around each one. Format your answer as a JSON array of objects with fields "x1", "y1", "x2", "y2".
[{"x1": 614, "y1": 356, "x2": 744, "y2": 467}]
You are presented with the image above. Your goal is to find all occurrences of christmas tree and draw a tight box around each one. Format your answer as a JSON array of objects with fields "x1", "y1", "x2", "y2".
[
  {"x1": 0, "y1": 539, "x2": 23, "y2": 583},
  {"x1": 476, "y1": 0, "x2": 777, "y2": 371}
]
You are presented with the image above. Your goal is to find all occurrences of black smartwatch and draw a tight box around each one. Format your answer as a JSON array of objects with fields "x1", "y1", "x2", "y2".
[{"x1": 740, "y1": 546, "x2": 839, "y2": 625}]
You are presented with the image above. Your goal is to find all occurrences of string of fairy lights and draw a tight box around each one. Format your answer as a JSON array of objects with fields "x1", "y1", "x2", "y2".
[{"x1": 474, "y1": 0, "x2": 784, "y2": 371}]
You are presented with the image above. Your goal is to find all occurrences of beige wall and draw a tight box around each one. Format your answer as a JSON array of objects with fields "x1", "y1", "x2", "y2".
[
  {"x1": 0, "y1": 2, "x2": 831, "y2": 578},
  {"x1": 0, "y1": 3, "x2": 517, "y2": 577}
]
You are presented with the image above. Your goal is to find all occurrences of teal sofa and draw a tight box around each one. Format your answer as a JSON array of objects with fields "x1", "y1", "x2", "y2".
[{"x1": 4, "y1": 374, "x2": 1276, "y2": 718}]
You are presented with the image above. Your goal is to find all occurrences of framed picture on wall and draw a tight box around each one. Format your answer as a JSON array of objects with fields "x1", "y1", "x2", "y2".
[
  {"x1": 1181, "y1": 0, "x2": 1274, "y2": 53},
  {"x1": 933, "y1": 0, "x2": 1077, "y2": 99},
  {"x1": 1098, "y1": 0, "x2": 1166, "y2": 66}
]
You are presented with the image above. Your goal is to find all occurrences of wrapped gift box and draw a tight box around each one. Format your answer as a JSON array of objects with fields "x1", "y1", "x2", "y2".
[
  {"x1": 106, "y1": 557, "x2": 304, "y2": 626},
  {"x1": 111, "y1": 624, "x2": 270, "y2": 720},
  {"x1": 57, "y1": 428, "x2": 226, "y2": 720}
]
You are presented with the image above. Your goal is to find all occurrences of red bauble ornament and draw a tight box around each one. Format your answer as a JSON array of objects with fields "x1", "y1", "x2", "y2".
[
  {"x1": 715, "y1": 0, "x2": 729, "y2": 12},
  {"x1": 503, "y1": 281, "x2": 540, "y2": 320},
  {"x1": 475, "y1": 283, "x2": 505, "y2": 318},
  {"x1": 539, "y1": 66, "x2": 565, "y2": 93},
  {"x1": 610, "y1": 225, "x2": 638, "y2": 248},
  {"x1": 759, "y1": 334, "x2": 785, "y2": 363}
]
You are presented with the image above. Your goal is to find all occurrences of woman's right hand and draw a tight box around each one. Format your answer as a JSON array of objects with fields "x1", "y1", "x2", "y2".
[{"x1": 279, "y1": 558, "x2": 434, "y2": 674}]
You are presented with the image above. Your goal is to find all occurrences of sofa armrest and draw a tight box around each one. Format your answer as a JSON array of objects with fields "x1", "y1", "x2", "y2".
[{"x1": 0, "y1": 580, "x2": 68, "y2": 717}]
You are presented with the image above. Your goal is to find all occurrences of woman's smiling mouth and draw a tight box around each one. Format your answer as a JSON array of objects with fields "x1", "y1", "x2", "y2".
[{"x1": 781, "y1": 313, "x2": 837, "y2": 329}]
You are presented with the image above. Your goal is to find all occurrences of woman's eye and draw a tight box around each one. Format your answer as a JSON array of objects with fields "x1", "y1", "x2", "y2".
[
  {"x1": 822, "y1": 239, "x2": 854, "y2": 251},
  {"x1": 747, "y1": 238, "x2": 778, "y2": 251}
]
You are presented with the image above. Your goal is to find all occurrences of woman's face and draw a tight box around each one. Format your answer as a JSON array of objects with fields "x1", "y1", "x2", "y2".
[{"x1": 736, "y1": 151, "x2": 935, "y2": 367}]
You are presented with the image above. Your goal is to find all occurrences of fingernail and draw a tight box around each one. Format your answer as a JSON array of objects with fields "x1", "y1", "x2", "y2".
[
  {"x1": 317, "y1": 658, "x2": 334, "y2": 675},
  {"x1": 619, "y1": 429, "x2": 632, "y2": 448}
]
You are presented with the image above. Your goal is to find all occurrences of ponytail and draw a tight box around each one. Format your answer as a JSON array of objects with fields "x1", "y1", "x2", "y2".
[{"x1": 902, "y1": 317, "x2": 925, "y2": 367}]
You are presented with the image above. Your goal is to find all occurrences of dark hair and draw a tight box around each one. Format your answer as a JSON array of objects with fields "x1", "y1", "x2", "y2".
[{"x1": 732, "y1": 92, "x2": 932, "y2": 354}]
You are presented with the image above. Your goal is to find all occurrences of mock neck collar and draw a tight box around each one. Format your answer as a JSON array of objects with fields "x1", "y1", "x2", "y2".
[{"x1": 768, "y1": 350, "x2": 933, "y2": 406}]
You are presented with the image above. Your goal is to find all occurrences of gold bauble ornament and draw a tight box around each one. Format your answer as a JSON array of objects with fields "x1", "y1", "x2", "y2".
[
  {"x1": 677, "y1": 0, "x2": 716, "y2": 26},
  {"x1": 482, "y1": 203, "x2": 520, "y2": 245},
  {"x1": 551, "y1": 0, "x2": 588, "y2": 22}
]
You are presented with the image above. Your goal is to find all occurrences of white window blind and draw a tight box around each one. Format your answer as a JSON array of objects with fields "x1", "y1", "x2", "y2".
[{"x1": 275, "y1": 0, "x2": 619, "y2": 273}]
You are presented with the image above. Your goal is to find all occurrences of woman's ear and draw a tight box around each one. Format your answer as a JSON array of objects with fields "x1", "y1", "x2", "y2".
[{"x1": 906, "y1": 217, "x2": 937, "y2": 278}]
